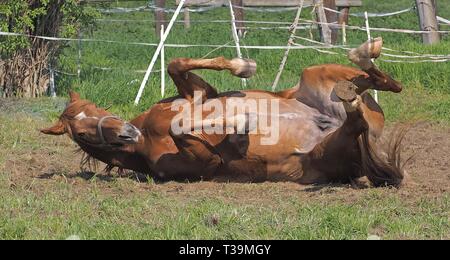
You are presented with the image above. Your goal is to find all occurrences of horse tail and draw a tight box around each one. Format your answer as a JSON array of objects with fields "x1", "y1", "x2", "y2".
[{"x1": 358, "y1": 126, "x2": 410, "y2": 188}]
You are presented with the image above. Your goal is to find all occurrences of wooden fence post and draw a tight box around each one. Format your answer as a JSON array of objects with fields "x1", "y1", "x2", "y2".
[
  {"x1": 184, "y1": 5, "x2": 191, "y2": 30},
  {"x1": 155, "y1": 0, "x2": 167, "y2": 39},
  {"x1": 416, "y1": 0, "x2": 440, "y2": 44},
  {"x1": 342, "y1": 21, "x2": 347, "y2": 45},
  {"x1": 314, "y1": 0, "x2": 332, "y2": 44},
  {"x1": 338, "y1": 6, "x2": 350, "y2": 26},
  {"x1": 232, "y1": 0, "x2": 246, "y2": 37},
  {"x1": 323, "y1": 0, "x2": 338, "y2": 44}
]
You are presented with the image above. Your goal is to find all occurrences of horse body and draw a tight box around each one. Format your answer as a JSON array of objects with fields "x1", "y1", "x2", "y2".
[
  {"x1": 42, "y1": 38, "x2": 405, "y2": 187},
  {"x1": 132, "y1": 90, "x2": 342, "y2": 183}
]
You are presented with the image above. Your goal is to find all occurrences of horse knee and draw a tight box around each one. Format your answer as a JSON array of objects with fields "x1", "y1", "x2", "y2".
[{"x1": 168, "y1": 58, "x2": 190, "y2": 76}]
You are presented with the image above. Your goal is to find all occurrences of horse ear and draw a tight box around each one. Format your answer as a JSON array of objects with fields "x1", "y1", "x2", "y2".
[
  {"x1": 41, "y1": 121, "x2": 66, "y2": 136},
  {"x1": 69, "y1": 91, "x2": 81, "y2": 103}
]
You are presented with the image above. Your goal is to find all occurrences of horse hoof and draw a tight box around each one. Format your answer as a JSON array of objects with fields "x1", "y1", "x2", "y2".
[
  {"x1": 367, "y1": 37, "x2": 383, "y2": 59},
  {"x1": 348, "y1": 37, "x2": 383, "y2": 70},
  {"x1": 230, "y1": 58, "x2": 257, "y2": 78},
  {"x1": 335, "y1": 81, "x2": 358, "y2": 102}
]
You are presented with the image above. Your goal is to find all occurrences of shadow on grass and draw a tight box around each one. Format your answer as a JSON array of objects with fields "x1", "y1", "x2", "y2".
[{"x1": 37, "y1": 171, "x2": 150, "y2": 183}]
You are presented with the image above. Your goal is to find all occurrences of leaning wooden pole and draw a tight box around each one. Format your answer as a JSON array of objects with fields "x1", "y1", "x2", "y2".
[
  {"x1": 416, "y1": 0, "x2": 440, "y2": 44},
  {"x1": 272, "y1": 0, "x2": 305, "y2": 91},
  {"x1": 160, "y1": 25, "x2": 166, "y2": 98}
]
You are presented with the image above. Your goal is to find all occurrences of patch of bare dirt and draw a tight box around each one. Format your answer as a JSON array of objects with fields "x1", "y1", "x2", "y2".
[{"x1": 388, "y1": 122, "x2": 450, "y2": 199}]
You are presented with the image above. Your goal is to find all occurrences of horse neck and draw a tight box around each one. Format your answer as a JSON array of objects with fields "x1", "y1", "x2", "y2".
[
  {"x1": 79, "y1": 142, "x2": 149, "y2": 173},
  {"x1": 129, "y1": 112, "x2": 148, "y2": 129}
]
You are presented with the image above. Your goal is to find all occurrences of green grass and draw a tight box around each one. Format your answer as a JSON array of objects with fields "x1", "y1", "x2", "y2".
[
  {"x1": 0, "y1": 181, "x2": 448, "y2": 240},
  {"x1": 53, "y1": 0, "x2": 450, "y2": 123},
  {"x1": 0, "y1": 98, "x2": 449, "y2": 240}
]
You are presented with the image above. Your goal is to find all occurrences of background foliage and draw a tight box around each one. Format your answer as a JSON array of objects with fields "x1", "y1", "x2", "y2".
[{"x1": 0, "y1": 0, "x2": 99, "y2": 97}]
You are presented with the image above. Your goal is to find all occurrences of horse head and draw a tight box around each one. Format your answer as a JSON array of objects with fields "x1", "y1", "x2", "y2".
[{"x1": 41, "y1": 91, "x2": 141, "y2": 149}]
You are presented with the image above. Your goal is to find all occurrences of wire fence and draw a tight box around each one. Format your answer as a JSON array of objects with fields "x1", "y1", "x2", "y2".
[
  {"x1": 1, "y1": 1, "x2": 448, "y2": 86},
  {"x1": 98, "y1": 2, "x2": 415, "y2": 17}
]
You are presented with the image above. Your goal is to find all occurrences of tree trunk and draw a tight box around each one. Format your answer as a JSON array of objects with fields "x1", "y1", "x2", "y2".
[{"x1": 1, "y1": 40, "x2": 51, "y2": 98}]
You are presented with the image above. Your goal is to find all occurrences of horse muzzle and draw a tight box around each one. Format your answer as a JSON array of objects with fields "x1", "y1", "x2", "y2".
[{"x1": 118, "y1": 123, "x2": 141, "y2": 144}]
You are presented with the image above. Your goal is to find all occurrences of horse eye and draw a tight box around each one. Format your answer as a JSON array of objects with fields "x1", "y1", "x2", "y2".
[{"x1": 78, "y1": 133, "x2": 86, "y2": 137}]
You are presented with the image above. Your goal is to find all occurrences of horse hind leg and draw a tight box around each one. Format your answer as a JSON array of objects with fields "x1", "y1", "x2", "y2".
[
  {"x1": 167, "y1": 57, "x2": 257, "y2": 102},
  {"x1": 334, "y1": 81, "x2": 405, "y2": 187},
  {"x1": 304, "y1": 81, "x2": 403, "y2": 186},
  {"x1": 302, "y1": 82, "x2": 365, "y2": 184}
]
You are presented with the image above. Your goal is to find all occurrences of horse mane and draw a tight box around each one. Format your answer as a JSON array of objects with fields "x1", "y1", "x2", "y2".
[
  {"x1": 76, "y1": 148, "x2": 117, "y2": 174},
  {"x1": 358, "y1": 124, "x2": 413, "y2": 187}
]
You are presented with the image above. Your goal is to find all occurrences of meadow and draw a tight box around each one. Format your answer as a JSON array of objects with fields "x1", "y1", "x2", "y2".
[{"x1": 0, "y1": 0, "x2": 449, "y2": 240}]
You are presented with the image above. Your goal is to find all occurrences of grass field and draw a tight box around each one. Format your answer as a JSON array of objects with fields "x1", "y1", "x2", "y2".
[
  {"x1": 0, "y1": 98, "x2": 449, "y2": 239},
  {"x1": 0, "y1": 0, "x2": 449, "y2": 240}
]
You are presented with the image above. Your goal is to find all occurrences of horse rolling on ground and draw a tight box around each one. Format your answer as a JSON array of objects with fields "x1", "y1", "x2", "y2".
[{"x1": 42, "y1": 38, "x2": 406, "y2": 187}]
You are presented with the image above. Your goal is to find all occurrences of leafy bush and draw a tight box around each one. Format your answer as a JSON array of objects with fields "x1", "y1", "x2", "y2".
[{"x1": 0, "y1": 0, "x2": 99, "y2": 97}]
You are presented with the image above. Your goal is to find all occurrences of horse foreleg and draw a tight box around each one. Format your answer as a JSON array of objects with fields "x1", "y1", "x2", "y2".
[
  {"x1": 168, "y1": 129, "x2": 224, "y2": 180},
  {"x1": 167, "y1": 57, "x2": 257, "y2": 102}
]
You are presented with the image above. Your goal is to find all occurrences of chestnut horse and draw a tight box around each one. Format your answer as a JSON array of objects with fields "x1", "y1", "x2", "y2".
[{"x1": 42, "y1": 38, "x2": 405, "y2": 187}]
